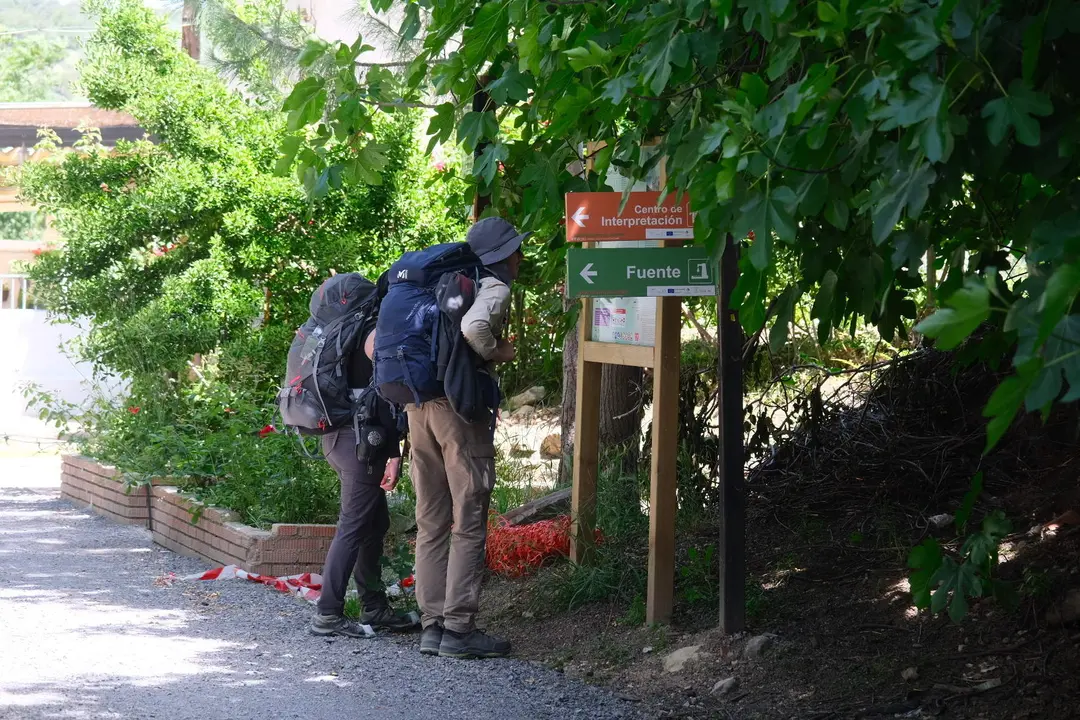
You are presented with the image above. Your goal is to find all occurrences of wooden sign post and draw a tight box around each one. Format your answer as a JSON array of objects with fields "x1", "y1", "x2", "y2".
[
  {"x1": 566, "y1": 190, "x2": 711, "y2": 624},
  {"x1": 717, "y1": 233, "x2": 746, "y2": 634}
]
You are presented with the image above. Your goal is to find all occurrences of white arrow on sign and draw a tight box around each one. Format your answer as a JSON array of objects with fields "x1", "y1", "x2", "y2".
[
  {"x1": 579, "y1": 262, "x2": 597, "y2": 284},
  {"x1": 571, "y1": 206, "x2": 589, "y2": 228}
]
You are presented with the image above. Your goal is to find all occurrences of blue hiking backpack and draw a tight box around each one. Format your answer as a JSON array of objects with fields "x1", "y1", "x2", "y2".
[{"x1": 373, "y1": 243, "x2": 483, "y2": 407}]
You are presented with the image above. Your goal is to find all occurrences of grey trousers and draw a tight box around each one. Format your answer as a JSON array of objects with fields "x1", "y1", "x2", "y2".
[{"x1": 316, "y1": 427, "x2": 390, "y2": 616}]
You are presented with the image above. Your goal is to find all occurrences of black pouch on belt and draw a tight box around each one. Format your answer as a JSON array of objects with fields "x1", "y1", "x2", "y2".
[{"x1": 353, "y1": 386, "x2": 388, "y2": 466}]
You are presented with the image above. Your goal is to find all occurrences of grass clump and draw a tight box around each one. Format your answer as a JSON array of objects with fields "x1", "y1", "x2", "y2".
[{"x1": 533, "y1": 456, "x2": 649, "y2": 613}]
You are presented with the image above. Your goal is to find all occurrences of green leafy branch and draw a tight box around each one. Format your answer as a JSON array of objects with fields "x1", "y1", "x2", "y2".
[{"x1": 909, "y1": 504, "x2": 1013, "y2": 623}]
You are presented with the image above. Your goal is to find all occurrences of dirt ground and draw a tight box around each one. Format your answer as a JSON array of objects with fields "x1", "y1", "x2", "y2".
[{"x1": 479, "y1": 351, "x2": 1080, "y2": 719}]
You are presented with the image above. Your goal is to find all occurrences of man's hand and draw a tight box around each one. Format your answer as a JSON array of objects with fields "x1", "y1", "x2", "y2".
[
  {"x1": 492, "y1": 338, "x2": 516, "y2": 364},
  {"x1": 380, "y1": 457, "x2": 402, "y2": 492}
]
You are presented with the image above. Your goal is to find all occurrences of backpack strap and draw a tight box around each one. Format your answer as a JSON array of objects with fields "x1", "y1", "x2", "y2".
[
  {"x1": 398, "y1": 345, "x2": 424, "y2": 407},
  {"x1": 275, "y1": 404, "x2": 322, "y2": 460}
]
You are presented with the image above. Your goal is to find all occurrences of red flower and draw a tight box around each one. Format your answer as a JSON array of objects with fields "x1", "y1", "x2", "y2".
[
  {"x1": 401, "y1": 575, "x2": 415, "y2": 589},
  {"x1": 31, "y1": 248, "x2": 42, "y2": 257},
  {"x1": 258, "y1": 424, "x2": 276, "y2": 438},
  {"x1": 747, "y1": 230, "x2": 756, "y2": 241},
  {"x1": 128, "y1": 406, "x2": 140, "y2": 415}
]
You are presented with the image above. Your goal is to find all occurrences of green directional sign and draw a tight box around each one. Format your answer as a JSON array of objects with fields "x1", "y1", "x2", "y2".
[{"x1": 566, "y1": 246, "x2": 717, "y2": 299}]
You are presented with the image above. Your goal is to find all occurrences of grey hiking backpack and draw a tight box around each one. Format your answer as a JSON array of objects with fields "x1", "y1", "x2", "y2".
[{"x1": 277, "y1": 273, "x2": 379, "y2": 435}]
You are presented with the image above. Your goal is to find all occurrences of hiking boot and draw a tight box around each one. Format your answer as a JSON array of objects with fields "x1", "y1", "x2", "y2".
[
  {"x1": 420, "y1": 623, "x2": 444, "y2": 656},
  {"x1": 438, "y1": 628, "x2": 511, "y2": 659},
  {"x1": 310, "y1": 613, "x2": 375, "y2": 639},
  {"x1": 361, "y1": 605, "x2": 420, "y2": 632}
]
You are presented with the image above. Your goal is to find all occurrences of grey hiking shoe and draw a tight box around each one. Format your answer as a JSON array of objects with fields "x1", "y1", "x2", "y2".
[
  {"x1": 361, "y1": 605, "x2": 420, "y2": 632},
  {"x1": 420, "y1": 623, "x2": 444, "y2": 656},
  {"x1": 310, "y1": 613, "x2": 375, "y2": 638},
  {"x1": 438, "y1": 628, "x2": 511, "y2": 659}
]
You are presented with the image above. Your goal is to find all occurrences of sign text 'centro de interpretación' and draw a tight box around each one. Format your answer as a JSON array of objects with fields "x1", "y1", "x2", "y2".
[{"x1": 564, "y1": 191, "x2": 693, "y2": 243}]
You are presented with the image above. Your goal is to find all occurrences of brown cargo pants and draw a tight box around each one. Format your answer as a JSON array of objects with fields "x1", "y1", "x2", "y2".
[{"x1": 407, "y1": 397, "x2": 496, "y2": 633}]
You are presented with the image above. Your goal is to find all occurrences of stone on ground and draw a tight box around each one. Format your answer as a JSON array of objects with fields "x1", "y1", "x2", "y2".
[
  {"x1": 711, "y1": 677, "x2": 738, "y2": 695},
  {"x1": 928, "y1": 513, "x2": 953, "y2": 529},
  {"x1": 663, "y1": 644, "x2": 703, "y2": 673},
  {"x1": 512, "y1": 405, "x2": 536, "y2": 420},
  {"x1": 1046, "y1": 588, "x2": 1080, "y2": 625},
  {"x1": 540, "y1": 433, "x2": 562, "y2": 460},
  {"x1": 743, "y1": 633, "x2": 776, "y2": 661},
  {"x1": 508, "y1": 386, "x2": 546, "y2": 411}
]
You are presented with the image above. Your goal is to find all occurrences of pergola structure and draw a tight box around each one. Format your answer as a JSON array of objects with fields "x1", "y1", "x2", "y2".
[
  {"x1": 0, "y1": 102, "x2": 144, "y2": 213},
  {"x1": 0, "y1": 103, "x2": 144, "y2": 278}
]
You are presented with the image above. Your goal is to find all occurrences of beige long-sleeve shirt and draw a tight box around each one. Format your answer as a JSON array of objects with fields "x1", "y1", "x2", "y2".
[{"x1": 461, "y1": 276, "x2": 511, "y2": 369}]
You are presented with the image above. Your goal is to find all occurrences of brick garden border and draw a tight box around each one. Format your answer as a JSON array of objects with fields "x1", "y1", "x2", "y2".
[
  {"x1": 60, "y1": 455, "x2": 336, "y2": 576},
  {"x1": 60, "y1": 454, "x2": 156, "y2": 526}
]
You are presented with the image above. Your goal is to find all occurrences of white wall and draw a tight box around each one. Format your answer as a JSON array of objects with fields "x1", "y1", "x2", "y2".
[
  {"x1": 287, "y1": 0, "x2": 406, "y2": 62},
  {"x1": 0, "y1": 310, "x2": 125, "y2": 419}
]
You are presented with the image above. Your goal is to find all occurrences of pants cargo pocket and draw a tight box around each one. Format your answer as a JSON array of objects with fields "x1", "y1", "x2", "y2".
[{"x1": 469, "y1": 442, "x2": 496, "y2": 493}]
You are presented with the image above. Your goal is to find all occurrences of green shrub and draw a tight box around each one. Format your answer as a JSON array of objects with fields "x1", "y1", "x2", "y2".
[
  {"x1": 30, "y1": 358, "x2": 340, "y2": 528},
  {"x1": 18, "y1": 0, "x2": 467, "y2": 525}
]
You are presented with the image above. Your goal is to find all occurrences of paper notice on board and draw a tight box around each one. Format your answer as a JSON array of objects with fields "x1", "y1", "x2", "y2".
[
  {"x1": 590, "y1": 240, "x2": 659, "y2": 347},
  {"x1": 592, "y1": 297, "x2": 657, "y2": 347}
]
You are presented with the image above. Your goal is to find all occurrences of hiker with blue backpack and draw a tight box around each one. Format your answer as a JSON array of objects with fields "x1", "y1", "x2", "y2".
[
  {"x1": 277, "y1": 272, "x2": 418, "y2": 638},
  {"x1": 374, "y1": 217, "x2": 529, "y2": 659}
]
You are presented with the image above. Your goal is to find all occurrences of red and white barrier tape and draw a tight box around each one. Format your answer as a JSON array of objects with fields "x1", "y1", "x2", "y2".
[
  {"x1": 155, "y1": 564, "x2": 325, "y2": 602},
  {"x1": 158, "y1": 565, "x2": 415, "y2": 605}
]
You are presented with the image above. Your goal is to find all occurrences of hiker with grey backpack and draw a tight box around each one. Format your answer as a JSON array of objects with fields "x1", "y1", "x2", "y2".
[
  {"x1": 278, "y1": 271, "x2": 418, "y2": 638},
  {"x1": 373, "y1": 217, "x2": 528, "y2": 659}
]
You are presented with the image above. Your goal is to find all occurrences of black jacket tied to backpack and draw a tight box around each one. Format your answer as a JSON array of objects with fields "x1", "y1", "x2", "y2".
[{"x1": 434, "y1": 268, "x2": 500, "y2": 424}]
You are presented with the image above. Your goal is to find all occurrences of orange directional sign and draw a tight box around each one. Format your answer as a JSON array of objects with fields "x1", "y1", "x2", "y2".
[{"x1": 565, "y1": 191, "x2": 693, "y2": 243}]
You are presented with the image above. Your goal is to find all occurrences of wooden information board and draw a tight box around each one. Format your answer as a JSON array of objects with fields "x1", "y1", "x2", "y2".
[
  {"x1": 566, "y1": 184, "x2": 703, "y2": 624},
  {"x1": 567, "y1": 145, "x2": 744, "y2": 632}
]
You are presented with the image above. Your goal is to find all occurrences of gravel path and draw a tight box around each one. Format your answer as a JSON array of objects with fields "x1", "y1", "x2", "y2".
[{"x1": 0, "y1": 455, "x2": 643, "y2": 720}]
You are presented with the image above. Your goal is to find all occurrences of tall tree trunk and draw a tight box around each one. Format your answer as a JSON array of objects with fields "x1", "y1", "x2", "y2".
[
  {"x1": 182, "y1": 1, "x2": 200, "y2": 60},
  {"x1": 471, "y1": 76, "x2": 494, "y2": 219},
  {"x1": 600, "y1": 365, "x2": 644, "y2": 449},
  {"x1": 559, "y1": 299, "x2": 578, "y2": 486},
  {"x1": 600, "y1": 364, "x2": 644, "y2": 484},
  {"x1": 180, "y1": 1, "x2": 199, "y2": 382}
]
